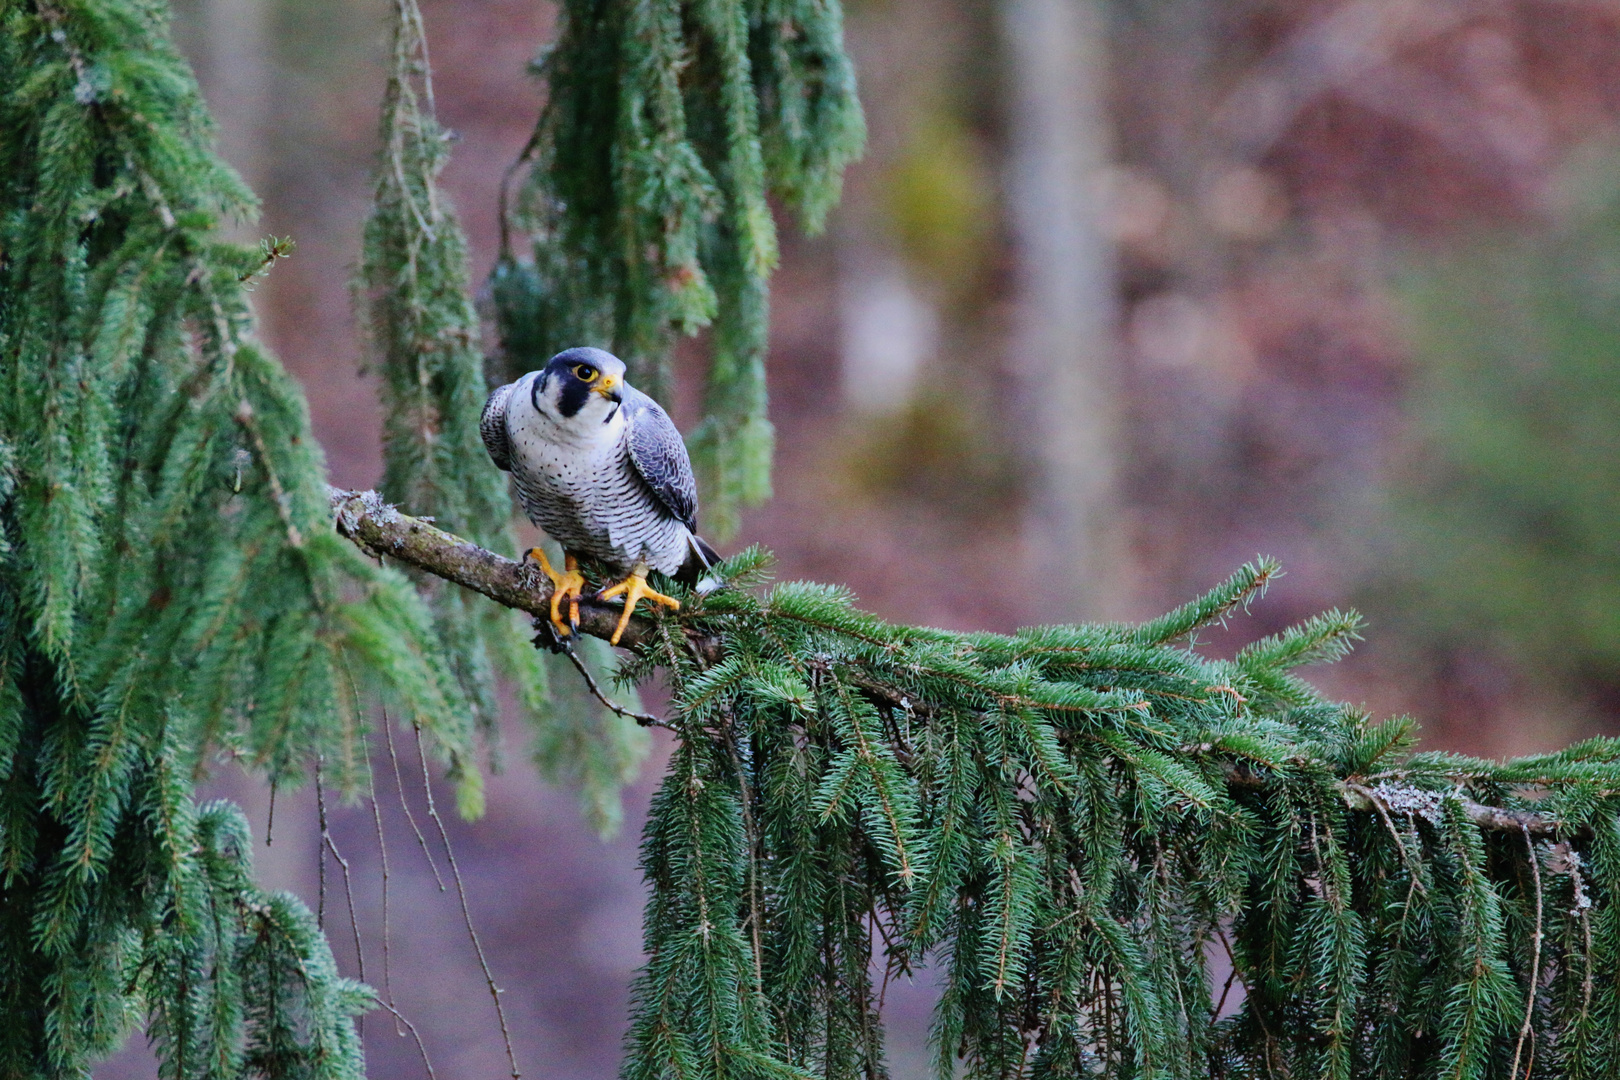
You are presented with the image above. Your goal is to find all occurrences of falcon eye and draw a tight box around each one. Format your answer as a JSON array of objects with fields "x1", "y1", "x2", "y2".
[{"x1": 572, "y1": 364, "x2": 598, "y2": 382}]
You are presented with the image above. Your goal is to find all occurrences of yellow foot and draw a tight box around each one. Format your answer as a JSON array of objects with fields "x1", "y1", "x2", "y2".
[
  {"x1": 598, "y1": 568, "x2": 680, "y2": 646},
  {"x1": 525, "y1": 547, "x2": 586, "y2": 638}
]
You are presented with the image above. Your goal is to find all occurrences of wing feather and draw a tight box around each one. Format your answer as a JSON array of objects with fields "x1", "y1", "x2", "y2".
[
  {"x1": 480, "y1": 382, "x2": 517, "y2": 472},
  {"x1": 623, "y1": 388, "x2": 699, "y2": 531}
]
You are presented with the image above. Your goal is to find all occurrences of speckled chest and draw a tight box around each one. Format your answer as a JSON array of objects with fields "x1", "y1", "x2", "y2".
[{"x1": 503, "y1": 378, "x2": 685, "y2": 571}]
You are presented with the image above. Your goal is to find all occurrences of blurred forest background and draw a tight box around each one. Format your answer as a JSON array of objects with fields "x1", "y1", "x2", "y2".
[{"x1": 102, "y1": 0, "x2": 1620, "y2": 1077}]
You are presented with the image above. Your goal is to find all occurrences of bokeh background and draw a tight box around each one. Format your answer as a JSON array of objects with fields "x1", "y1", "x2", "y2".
[{"x1": 103, "y1": 0, "x2": 1620, "y2": 1077}]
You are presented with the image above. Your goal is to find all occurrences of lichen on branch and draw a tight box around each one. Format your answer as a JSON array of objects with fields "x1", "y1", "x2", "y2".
[{"x1": 330, "y1": 487, "x2": 663, "y2": 648}]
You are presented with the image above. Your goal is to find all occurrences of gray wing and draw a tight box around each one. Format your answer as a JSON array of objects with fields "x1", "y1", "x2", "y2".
[
  {"x1": 623, "y1": 387, "x2": 698, "y2": 531},
  {"x1": 480, "y1": 382, "x2": 517, "y2": 472}
]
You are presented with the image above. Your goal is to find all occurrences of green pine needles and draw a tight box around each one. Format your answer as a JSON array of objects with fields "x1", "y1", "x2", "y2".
[
  {"x1": 0, "y1": 0, "x2": 476, "y2": 1073},
  {"x1": 495, "y1": 0, "x2": 865, "y2": 537},
  {"x1": 617, "y1": 552, "x2": 1620, "y2": 1080},
  {"x1": 143, "y1": 803, "x2": 370, "y2": 1080},
  {"x1": 12, "y1": 1, "x2": 1620, "y2": 1080},
  {"x1": 361, "y1": 0, "x2": 537, "y2": 741}
]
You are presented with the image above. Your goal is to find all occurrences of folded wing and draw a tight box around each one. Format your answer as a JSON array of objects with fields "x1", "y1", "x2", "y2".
[
  {"x1": 480, "y1": 381, "x2": 517, "y2": 472},
  {"x1": 622, "y1": 388, "x2": 699, "y2": 532}
]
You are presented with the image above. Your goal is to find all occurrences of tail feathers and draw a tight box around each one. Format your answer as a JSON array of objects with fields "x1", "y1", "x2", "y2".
[{"x1": 675, "y1": 533, "x2": 721, "y2": 591}]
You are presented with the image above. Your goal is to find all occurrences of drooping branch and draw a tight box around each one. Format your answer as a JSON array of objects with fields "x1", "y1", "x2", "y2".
[
  {"x1": 1222, "y1": 763, "x2": 1575, "y2": 839},
  {"x1": 328, "y1": 487, "x2": 1584, "y2": 839}
]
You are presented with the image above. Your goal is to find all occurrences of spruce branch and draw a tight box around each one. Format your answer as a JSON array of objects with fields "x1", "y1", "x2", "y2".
[
  {"x1": 326, "y1": 480, "x2": 1620, "y2": 1079},
  {"x1": 239, "y1": 236, "x2": 295, "y2": 284},
  {"x1": 1232, "y1": 769, "x2": 1582, "y2": 838},
  {"x1": 557, "y1": 642, "x2": 668, "y2": 728},
  {"x1": 497, "y1": 0, "x2": 864, "y2": 536},
  {"x1": 326, "y1": 487, "x2": 1594, "y2": 841},
  {"x1": 329, "y1": 487, "x2": 668, "y2": 650},
  {"x1": 1, "y1": 1, "x2": 474, "y2": 1069},
  {"x1": 358, "y1": 0, "x2": 574, "y2": 774}
]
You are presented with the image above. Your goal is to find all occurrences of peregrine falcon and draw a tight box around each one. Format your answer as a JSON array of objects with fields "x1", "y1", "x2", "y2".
[{"x1": 481, "y1": 346, "x2": 719, "y2": 645}]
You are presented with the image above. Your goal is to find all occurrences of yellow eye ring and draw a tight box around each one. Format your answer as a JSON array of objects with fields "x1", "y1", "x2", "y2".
[{"x1": 572, "y1": 364, "x2": 597, "y2": 381}]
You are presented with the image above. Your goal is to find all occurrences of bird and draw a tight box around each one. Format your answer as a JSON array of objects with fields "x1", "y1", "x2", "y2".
[{"x1": 480, "y1": 346, "x2": 719, "y2": 646}]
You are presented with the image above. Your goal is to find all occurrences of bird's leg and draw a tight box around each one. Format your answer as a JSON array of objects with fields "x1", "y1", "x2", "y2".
[
  {"x1": 597, "y1": 562, "x2": 681, "y2": 646},
  {"x1": 525, "y1": 547, "x2": 586, "y2": 637}
]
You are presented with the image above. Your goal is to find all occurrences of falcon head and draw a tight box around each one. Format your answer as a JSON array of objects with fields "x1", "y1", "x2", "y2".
[{"x1": 532, "y1": 346, "x2": 626, "y2": 426}]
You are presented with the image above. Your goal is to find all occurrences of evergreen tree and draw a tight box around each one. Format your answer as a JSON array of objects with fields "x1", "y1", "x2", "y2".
[
  {"x1": 493, "y1": 0, "x2": 865, "y2": 537},
  {"x1": 356, "y1": 0, "x2": 645, "y2": 831},
  {"x1": 0, "y1": 0, "x2": 479, "y2": 1073},
  {"x1": 10, "y1": 1, "x2": 1620, "y2": 1080},
  {"x1": 345, "y1": 502, "x2": 1620, "y2": 1080}
]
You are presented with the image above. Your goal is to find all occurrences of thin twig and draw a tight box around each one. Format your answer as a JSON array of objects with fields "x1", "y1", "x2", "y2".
[
  {"x1": 560, "y1": 638, "x2": 667, "y2": 727},
  {"x1": 266, "y1": 779, "x2": 277, "y2": 847},
  {"x1": 237, "y1": 236, "x2": 293, "y2": 283},
  {"x1": 236, "y1": 400, "x2": 303, "y2": 548},
  {"x1": 1215, "y1": 922, "x2": 1279, "y2": 1072},
  {"x1": 382, "y1": 708, "x2": 446, "y2": 890},
  {"x1": 413, "y1": 723, "x2": 522, "y2": 1080},
  {"x1": 872, "y1": 908, "x2": 919, "y2": 1013},
  {"x1": 316, "y1": 758, "x2": 329, "y2": 928},
  {"x1": 721, "y1": 713, "x2": 765, "y2": 990},
  {"x1": 1573, "y1": 859, "x2": 1594, "y2": 1017},
  {"x1": 372, "y1": 996, "x2": 439, "y2": 1080},
  {"x1": 1214, "y1": 961, "x2": 1239, "y2": 1019},
  {"x1": 316, "y1": 757, "x2": 367, "y2": 990},
  {"x1": 1396, "y1": 817, "x2": 1425, "y2": 941},
  {"x1": 497, "y1": 127, "x2": 542, "y2": 260},
  {"x1": 365, "y1": 740, "x2": 401, "y2": 1035},
  {"x1": 1209, "y1": 920, "x2": 1241, "y2": 1020},
  {"x1": 1511, "y1": 825, "x2": 1543, "y2": 1080}
]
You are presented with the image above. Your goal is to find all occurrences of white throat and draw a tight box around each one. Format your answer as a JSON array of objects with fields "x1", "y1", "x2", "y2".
[{"x1": 521, "y1": 372, "x2": 627, "y2": 450}]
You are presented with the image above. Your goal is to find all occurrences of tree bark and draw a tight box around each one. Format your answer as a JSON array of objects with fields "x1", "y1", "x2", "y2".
[
  {"x1": 330, "y1": 487, "x2": 664, "y2": 649},
  {"x1": 1002, "y1": 0, "x2": 1134, "y2": 621}
]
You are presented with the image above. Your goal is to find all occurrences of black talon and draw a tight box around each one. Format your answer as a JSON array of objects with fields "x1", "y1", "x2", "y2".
[{"x1": 531, "y1": 617, "x2": 571, "y2": 654}]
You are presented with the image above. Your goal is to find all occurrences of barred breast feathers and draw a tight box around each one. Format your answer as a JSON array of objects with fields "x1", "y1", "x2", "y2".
[{"x1": 488, "y1": 365, "x2": 708, "y2": 579}]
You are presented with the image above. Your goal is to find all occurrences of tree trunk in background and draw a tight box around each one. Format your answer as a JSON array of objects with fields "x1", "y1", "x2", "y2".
[
  {"x1": 175, "y1": 0, "x2": 315, "y2": 896},
  {"x1": 179, "y1": 0, "x2": 270, "y2": 239},
  {"x1": 1002, "y1": 0, "x2": 1133, "y2": 621}
]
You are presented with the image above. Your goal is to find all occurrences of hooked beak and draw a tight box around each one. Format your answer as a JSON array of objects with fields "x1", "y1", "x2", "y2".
[{"x1": 593, "y1": 373, "x2": 623, "y2": 403}]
